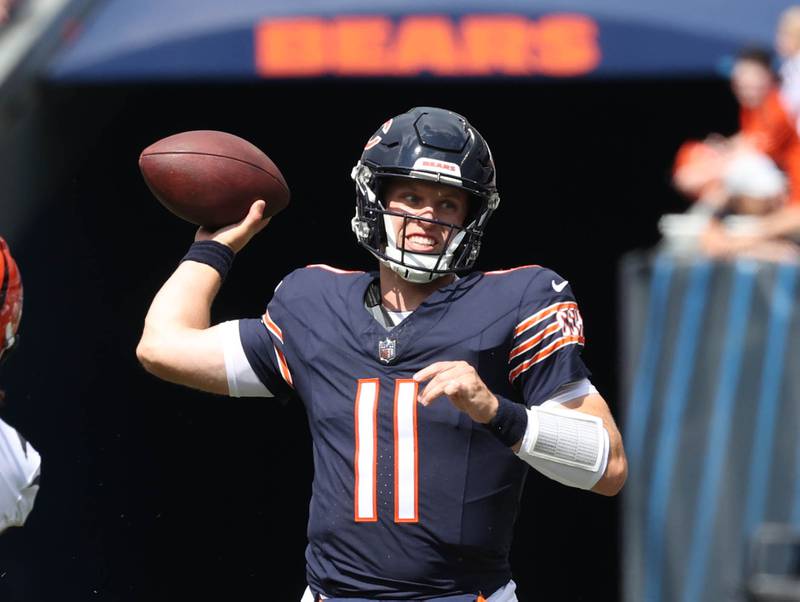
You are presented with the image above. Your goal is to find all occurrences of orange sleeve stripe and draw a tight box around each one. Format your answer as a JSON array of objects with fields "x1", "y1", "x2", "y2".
[
  {"x1": 514, "y1": 301, "x2": 577, "y2": 337},
  {"x1": 262, "y1": 310, "x2": 284, "y2": 343},
  {"x1": 274, "y1": 345, "x2": 294, "y2": 388},
  {"x1": 509, "y1": 335, "x2": 585, "y2": 382},
  {"x1": 508, "y1": 321, "x2": 562, "y2": 361}
]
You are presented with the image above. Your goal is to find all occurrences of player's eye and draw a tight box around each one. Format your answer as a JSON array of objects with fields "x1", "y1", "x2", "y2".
[{"x1": 440, "y1": 197, "x2": 467, "y2": 216}]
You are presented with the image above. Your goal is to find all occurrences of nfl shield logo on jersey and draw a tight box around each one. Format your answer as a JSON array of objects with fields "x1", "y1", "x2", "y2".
[{"x1": 378, "y1": 337, "x2": 396, "y2": 363}]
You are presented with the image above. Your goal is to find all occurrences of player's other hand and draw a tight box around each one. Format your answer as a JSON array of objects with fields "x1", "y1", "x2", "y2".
[
  {"x1": 413, "y1": 361, "x2": 499, "y2": 424},
  {"x1": 194, "y1": 199, "x2": 271, "y2": 253}
]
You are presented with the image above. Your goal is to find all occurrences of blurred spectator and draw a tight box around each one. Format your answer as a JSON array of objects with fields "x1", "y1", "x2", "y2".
[
  {"x1": 670, "y1": 48, "x2": 800, "y2": 262},
  {"x1": 672, "y1": 135, "x2": 730, "y2": 210},
  {"x1": 0, "y1": 0, "x2": 19, "y2": 26},
  {"x1": 733, "y1": 47, "x2": 800, "y2": 191},
  {"x1": 776, "y1": 5, "x2": 800, "y2": 132},
  {"x1": 672, "y1": 135, "x2": 788, "y2": 216},
  {"x1": 707, "y1": 151, "x2": 796, "y2": 263},
  {"x1": 721, "y1": 150, "x2": 787, "y2": 216}
]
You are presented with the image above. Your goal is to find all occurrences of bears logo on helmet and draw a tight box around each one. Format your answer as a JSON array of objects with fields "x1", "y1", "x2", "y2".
[
  {"x1": 351, "y1": 107, "x2": 500, "y2": 283},
  {"x1": 0, "y1": 237, "x2": 22, "y2": 361}
]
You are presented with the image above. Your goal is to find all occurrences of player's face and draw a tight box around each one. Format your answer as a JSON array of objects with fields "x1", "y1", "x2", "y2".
[{"x1": 384, "y1": 179, "x2": 470, "y2": 254}]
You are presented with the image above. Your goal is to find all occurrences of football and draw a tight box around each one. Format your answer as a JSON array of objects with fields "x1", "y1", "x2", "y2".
[{"x1": 139, "y1": 130, "x2": 290, "y2": 230}]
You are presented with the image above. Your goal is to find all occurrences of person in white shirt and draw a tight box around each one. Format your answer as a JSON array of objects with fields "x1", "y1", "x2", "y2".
[
  {"x1": 0, "y1": 236, "x2": 40, "y2": 533},
  {"x1": 776, "y1": 6, "x2": 800, "y2": 132}
]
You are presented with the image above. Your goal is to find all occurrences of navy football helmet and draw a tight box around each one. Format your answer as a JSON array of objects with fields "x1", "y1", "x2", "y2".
[{"x1": 351, "y1": 107, "x2": 500, "y2": 282}]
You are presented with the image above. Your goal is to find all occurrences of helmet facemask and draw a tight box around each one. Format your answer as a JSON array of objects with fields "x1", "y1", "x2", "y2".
[
  {"x1": 352, "y1": 162, "x2": 497, "y2": 283},
  {"x1": 351, "y1": 107, "x2": 500, "y2": 282}
]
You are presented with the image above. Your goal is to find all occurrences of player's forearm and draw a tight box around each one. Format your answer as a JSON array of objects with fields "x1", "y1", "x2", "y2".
[
  {"x1": 513, "y1": 393, "x2": 627, "y2": 496},
  {"x1": 566, "y1": 394, "x2": 627, "y2": 496},
  {"x1": 756, "y1": 204, "x2": 800, "y2": 239},
  {"x1": 143, "y1": 261, "x2": 221, "y2": 331},
  {"x1": 590, "y1": 420, "x2": 627, "y2": 496}
]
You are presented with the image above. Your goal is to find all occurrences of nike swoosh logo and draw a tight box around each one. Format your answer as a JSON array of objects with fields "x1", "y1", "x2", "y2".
[{"x1": 551, "y1": 279, "x2": 568, "y2": 292}]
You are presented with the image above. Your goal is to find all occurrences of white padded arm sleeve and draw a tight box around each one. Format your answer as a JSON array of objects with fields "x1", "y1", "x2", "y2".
[
  {"x1": 220, "y1": 320, "x2": 273, "y2": 398},
  {"x1": 0, "y1": 418, "x2": 40, "y2": 533},
  {"x1": 515, "y1": 379, "x2": 609, "y2": 490}
]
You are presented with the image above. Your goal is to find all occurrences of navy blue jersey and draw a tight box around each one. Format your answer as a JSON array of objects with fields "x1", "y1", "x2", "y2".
[{"x1": 238, "y1": 264, "x2": 590, "y2": 599}]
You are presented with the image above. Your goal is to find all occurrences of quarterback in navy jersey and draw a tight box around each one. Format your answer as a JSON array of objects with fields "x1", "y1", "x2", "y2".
[{"x1": 137, "y1": 107, "x2": 627, "y2": 601}]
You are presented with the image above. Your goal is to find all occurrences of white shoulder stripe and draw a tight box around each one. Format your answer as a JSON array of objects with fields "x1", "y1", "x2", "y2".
[
  {"x1": 220, "y1": 320, "x2": 274, "y2": 398},
  {"x1": 546, "y1": 378, "x2": 597, "y2": 404}
]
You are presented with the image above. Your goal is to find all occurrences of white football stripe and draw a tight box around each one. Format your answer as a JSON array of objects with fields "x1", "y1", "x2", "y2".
[
  {"x1": 354, "y1": 379, "x2": 379, "y2": 521},
  {"x1": 394, "y1": 380, "x2": 418, "y2": 522}
]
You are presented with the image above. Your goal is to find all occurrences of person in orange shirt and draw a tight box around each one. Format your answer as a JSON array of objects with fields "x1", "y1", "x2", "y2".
[{"x1": 702, "y1": 48, "x2": 800, "y2": 261}]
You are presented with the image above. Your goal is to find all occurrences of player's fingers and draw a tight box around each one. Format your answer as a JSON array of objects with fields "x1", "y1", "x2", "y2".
[
  {"x1": 250, "y1": 199, "x2": 266, "y2": 218},
  {"x1": 418, "y1": 369, "x2": 465, "y2": 405},
  {"x1": 418, "y1": 371, "x2": 449, "y2": 405},
  {"x1": 447, "y1": 362, "x2": 475, "y2": 380},
  {"x1": 413, "y1": 361, "x2": 459, "y2": 383},
  {"x1": 418, "y1": 380, "x2": 447, "y2": 406},
  {"x1": 214, "y1": 202, "x2": 271, "y2": 250},
  {"x1": 244, "y1": 200, "x2": 270, "y2": 227},
  {"x1": 443, "y1": 380, "x2": 464, "y2": 398},
  {"x1": 416, "y1": 361, "x2": 478, "y2": 405},
  {"x1": 421, "y1": 378, "x2": 472, "y2": 409}
]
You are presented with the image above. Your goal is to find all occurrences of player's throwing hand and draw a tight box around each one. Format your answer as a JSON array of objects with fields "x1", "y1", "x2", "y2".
[
  {"x1": 194, "y1": 199, "x2": 270, "y2": 253},
  {"x1": 413, "y1": 361, "x2": 500, "y2": 424}
]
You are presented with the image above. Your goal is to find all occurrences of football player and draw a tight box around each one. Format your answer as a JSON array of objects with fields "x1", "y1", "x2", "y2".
[
  {"x1": 0, "y1": 236, "x2": 41, "y2": 533},
  {"x1": 137, "y1": 107, "x2": 627, "y2": 601}
]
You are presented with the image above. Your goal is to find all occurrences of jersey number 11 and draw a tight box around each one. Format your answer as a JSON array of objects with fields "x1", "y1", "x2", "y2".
[{"x1": 354, "y1": 378, "x2": 419, "y2": 524}]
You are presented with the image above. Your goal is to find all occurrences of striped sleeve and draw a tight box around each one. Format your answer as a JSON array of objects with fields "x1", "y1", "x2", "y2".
[
  {"x1": 220, "y1": 320, "x2": 273, "y2": 397},
  {"x1": 260, "y1": 309, "x2": 294, "y2": 388},
  {"x1": 509, "y1": 271, "x2": 591, "y2": 406},
  {"x1": 236, "y1": 289, "x2": 297, "y2": 401}
]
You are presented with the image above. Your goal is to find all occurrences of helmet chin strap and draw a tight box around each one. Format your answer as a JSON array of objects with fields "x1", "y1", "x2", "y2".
[{"x1": 382, "y1": 215, "x2": 466, "y2": 283}]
